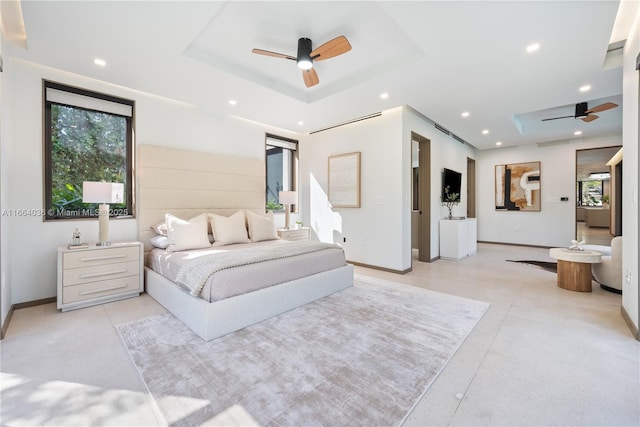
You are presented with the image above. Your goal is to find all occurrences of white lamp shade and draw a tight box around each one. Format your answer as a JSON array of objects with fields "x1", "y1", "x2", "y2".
[
  {"x1": 82, "y1": 182, "x2": 124, "y2": 204},
  {"x1": 279, "y1": 191, "x2": 298, "y2": 205}
]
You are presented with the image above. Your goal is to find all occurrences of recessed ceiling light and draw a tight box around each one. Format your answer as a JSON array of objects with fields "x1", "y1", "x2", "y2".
[
  {"x1": 526, "y1": 43, "x2": 540, "y2": 53},
  {"x1": 380, "y1": 92, "x2": 389, "y2": 99},
  {"x1": 228, "y1": 100, "x2": 237, "y2": 106},
  {"x1": 298, "y1": 121, "x2": 304, "y2": 126},
  {"x1": 93, "y1": 58, "x2": 106, "y2": 67},
  {"x1": 579, "y1": 85, "x2": 591, "y2": 92},
  {"x1": 496, "y1": 141, "x2": 502, "y2": 146},
  {"x1": 482, "y1": 129, "x2": 489, "y2": 135},
  {"x1": 461, "y1": 112, "x2": 470, "y2": 118},
  {"x1": 574, "y1": 131, "x2": 582, "y2": 136}
]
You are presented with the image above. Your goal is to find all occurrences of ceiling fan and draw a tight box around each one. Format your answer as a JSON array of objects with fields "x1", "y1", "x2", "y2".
[
  {"x1": 252, "y1": 36, "x2": 351, "y2": 88},
  {"x1": 541, "y1": 101, "x2": 618, "y2": 123}
]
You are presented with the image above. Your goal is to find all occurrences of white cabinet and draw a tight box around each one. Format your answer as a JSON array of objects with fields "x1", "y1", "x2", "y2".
[
  {"x1": 440, "y1": 218, "x2": 477, "y2": 260},
  {"x1": 277, "y1": 227, "x2": 310, "y2": 241},
  {"x1": 57, "y1": 241, "x2": 143, "y2": 311}
]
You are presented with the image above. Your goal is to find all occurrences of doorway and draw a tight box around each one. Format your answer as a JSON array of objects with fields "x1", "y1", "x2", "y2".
[
  {"x1": 575, "y1": 146, "x2": 621, "y2": 245},
  {"x1": 411, "y1": 132, "x2": 431, "y2": 262},
  {"x1": 467, "y1": 157, "x2": 476, "y2": 218}
]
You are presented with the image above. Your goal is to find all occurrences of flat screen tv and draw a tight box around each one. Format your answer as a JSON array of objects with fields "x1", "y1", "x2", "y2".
[{"x1": 442, "y1": 168, "x2": 462, "y2": 202}]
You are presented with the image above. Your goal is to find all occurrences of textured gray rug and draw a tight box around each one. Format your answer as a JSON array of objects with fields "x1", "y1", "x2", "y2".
[{"x1": 116, "y1": 275, "x2": 489, "y2": 427}]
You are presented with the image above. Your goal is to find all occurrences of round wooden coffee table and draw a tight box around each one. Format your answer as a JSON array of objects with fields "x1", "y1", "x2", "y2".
[{"x1": 549, "y1": 248, "x2": 602, "y2": 292}]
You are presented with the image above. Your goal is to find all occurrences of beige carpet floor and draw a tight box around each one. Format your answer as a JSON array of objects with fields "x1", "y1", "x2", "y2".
[{"x1": 116, "y1": 275, "x2": 489, "y2": 426}]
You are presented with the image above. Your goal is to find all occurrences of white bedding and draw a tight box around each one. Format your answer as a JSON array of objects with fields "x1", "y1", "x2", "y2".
[{"x1": 149, "y1": 239, "x2": 346, "y2": 302}]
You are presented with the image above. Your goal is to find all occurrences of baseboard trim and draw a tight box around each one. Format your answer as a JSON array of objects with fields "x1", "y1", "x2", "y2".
[
  {"x1": 13, "y1": 297, "x2": 57, "y2": 310},
  {"x1": 621, "y1": 305, "x2": 640, "y2": 341},
  {"x1": 1, "y1": 297, "x2": 57, "y2": 340},
  {"x1": 1, "y1": 304, "x2": 15, "y2": 340},
  {"x1": 477, "y1": 240, "x2": 552, "y2": 249},
  {"x1": 347, "y1": 261, "x2": 412, "y2": 275}
]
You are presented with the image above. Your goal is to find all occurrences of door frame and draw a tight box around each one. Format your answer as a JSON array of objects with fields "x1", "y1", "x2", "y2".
[{"x1": 411, "y1": 132, "x2": 431, "y2": 263}]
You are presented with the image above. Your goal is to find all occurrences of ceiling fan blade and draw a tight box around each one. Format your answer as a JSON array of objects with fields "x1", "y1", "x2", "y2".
[
  {"x1": 581, "y1": 114, "x2": 599, "y2": 123},
  {"x1": 310, "y1": 35, "x2": 351, "y2": 61},
  {"x1": 541, "y1": 115, "x2": 574, "y2": 122},
  {"x1": 251, "y1": 48, "x2": 296, "y2": 61},
  {"x1": 302, "y1": 68, "x2": 319, "y2": 87},
  {"x1": 586, "y1": 102, "x2": 618, "y2": 114}
]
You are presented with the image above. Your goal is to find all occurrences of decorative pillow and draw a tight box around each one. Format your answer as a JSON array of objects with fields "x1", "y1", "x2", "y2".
[
  {"x1": 209, "y1": 210, "x2": 250, "y2": 247},
  {"x1": 246, "y1": 211, "x2": 278, "y2": 242},
  {"x1": 151, "y1": 220, "x2": 168, "y2": 236},
  {"x1": 149, "y1": 234, "x2": 170, "y2": 249},
  {"x1": 165, "y1": 213, "x2": 211, "y2": 252},
  {"x1": 152, "y1": 214, "x2": 212, "y2": 237}
]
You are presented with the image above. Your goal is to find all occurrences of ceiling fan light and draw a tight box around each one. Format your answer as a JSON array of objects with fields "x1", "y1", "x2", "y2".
[
  {"x1": 297, "y1": 59, "x2": 313, "y2": 70},
  {"x1": 575, "y1": 102, "x2": 589, "y2": 118}
]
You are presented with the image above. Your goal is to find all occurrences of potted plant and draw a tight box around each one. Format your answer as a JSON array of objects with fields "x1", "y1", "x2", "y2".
[
  {"x1": 295, "y1": 220, "x2": 303, "y2": 229},
  {"x1": 441, "y1": 186, "x2": 460, "y2": 219}
]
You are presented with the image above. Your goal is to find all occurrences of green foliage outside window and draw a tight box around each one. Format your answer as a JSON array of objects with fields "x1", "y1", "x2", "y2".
[{"x1": 50, "y1": 105, "x2": 128, "y2": 214}]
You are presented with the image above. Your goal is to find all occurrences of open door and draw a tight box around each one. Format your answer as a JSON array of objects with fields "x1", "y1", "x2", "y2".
[
  {"x1": 467, "y1": 157, "x2": 476, "y2": 218},
  {"x1": 411, "y1": 132, "x2": 431, "y2": 263}
]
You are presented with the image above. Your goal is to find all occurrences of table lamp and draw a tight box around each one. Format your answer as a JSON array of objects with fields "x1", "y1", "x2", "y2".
[
  {"x1": 278, "y1": 190, "x2": 298, "y2": 229},
  {"x1": 82, "y1": 181, "x2": 124, "y2": 246}
]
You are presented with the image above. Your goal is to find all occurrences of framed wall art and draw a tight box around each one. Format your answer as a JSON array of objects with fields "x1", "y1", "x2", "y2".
[
  {"x1": 328, "y1": 152, "x2": 361, "y2": 208},
  {"x1": 495, "y1": 161, "x2": 541, "y2": 211}
]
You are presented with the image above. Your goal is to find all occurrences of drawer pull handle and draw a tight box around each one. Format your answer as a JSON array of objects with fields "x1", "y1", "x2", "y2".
[
  {"x1": 79, "y1": 268, "x2": 128, "y2": 279},
  {"x1": 79, "y1": 284, "x2": 128, "y2": 295},
  {"x1": 80, "y1": 254, "x2": 127, "y2": 262}
]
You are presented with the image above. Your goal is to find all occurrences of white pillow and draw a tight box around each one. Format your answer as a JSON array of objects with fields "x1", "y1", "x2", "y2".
[
  {"x1": 209, "y1": 210, "x2": 250, "y2": 247},
  {"x1": 246, "y1": 211, "x2": 278, "y2": 242},
  {"x1": 149, "y1": 234, "x2": 170, "y2": 249},
  {"x1": 165, "y1": 213, "x2": 211, "y2": 252}
]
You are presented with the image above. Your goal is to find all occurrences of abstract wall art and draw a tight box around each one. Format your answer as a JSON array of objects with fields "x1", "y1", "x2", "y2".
[{"x1": 495, "y1": 161, "x2": 541, "y2": 211}]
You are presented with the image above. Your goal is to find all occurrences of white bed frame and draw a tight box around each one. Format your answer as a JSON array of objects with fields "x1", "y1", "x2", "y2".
[
  {"x1": 138, "y1": 145, "x2": 354, "y2": 341},
  {"x1": 145, "y1": 265, "x2": 353, "y2": 341}
]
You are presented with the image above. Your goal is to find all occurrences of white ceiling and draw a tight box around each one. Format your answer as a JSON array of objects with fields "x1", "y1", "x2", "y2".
[{"x1": 7, "y1": 1, "x2": 632, "y2": 150}]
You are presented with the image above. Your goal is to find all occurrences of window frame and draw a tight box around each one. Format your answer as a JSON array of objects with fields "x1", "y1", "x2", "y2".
[
  {"x1": 43, "y1": 80, "x2": 135, "y2": 221},
  {"x1": 265, "y1": 133, "x2": 298, "y2": 212}
]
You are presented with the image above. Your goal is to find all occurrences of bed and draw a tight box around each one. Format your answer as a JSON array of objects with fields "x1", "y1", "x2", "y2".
[{"x1": 138, "y1": 145, "x2": 354, "y2": 341}]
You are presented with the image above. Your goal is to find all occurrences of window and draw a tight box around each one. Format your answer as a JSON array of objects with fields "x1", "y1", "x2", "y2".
[
  {"x1": 43, "y1": 81, "x2": 134, "y2": 220},
  {"x1": 577, "y1": 179, "x2": 604, "y2": 206},
  {"x1": 265, "y1": 134, "x2": 298, "y2": 211}
]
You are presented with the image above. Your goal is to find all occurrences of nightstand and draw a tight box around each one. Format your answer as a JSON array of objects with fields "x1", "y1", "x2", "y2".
[
  {"x1": 277, "y1": 227, "x2": 310, "y2": 241},
  {"x1": 57, "y1": 241, "x2": 144, "y2": 312}
]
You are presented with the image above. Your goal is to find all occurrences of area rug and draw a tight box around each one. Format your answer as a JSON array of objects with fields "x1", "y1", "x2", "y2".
[
  {"x1": 506, "y1": 259, "x2": 558, "y2": 274},
  {"x1": 116, "y1": 275, "x2": 489, "y2": 427}
]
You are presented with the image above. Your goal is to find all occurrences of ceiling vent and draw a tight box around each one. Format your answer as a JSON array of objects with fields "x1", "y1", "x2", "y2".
[
  {"x1": 434, "y1": 123, "x2": 450, "y2": 135},
  {"x1": 310, "y1": 112, "x2": 381, "y2": 134},
  {"x1": 451, "y1": 134, "x2": 466, "y2": 145}
]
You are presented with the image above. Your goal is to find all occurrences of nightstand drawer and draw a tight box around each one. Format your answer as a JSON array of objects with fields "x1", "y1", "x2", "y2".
[
  {"x1": 62, "y1": 275, "x2": 141, "y2": 304},
  {"x1": 63, "y1": 245, "x2": 140, "y2": 269},
  {"x1": 62, "y1": 260, "x2": 140, "y2": 286},
  {"x1": 278, "y1": 228, "x2": 310, "y2": 241}
]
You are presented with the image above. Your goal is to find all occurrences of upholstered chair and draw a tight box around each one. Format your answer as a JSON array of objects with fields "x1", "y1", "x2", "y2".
[{"x1": 591, "y1": 236, "x2": 623, "y2": 293}]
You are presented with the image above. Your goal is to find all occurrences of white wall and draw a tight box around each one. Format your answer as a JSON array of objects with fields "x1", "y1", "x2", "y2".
[
  {"x1": 402, "y1": 107, "x2": 476, "y2": 259},
  {"x1": 4, "y1": 58, "x2": 298, "y2": 304},
  {"x1": 477, "y1": 136, "x2": 622, "y2": 247},
  {"x1": 300, "y1": 106, "x2": 476, "y2": 272},
  {"x1": 300, "y1": 107, "x2": 406, "y2": 271},
  {"x1": 621, "y1": 6, "x2": 639, "y2": 334},
  {"x1": 0, "y1": 18, "x2": 11, "y2": 330}
]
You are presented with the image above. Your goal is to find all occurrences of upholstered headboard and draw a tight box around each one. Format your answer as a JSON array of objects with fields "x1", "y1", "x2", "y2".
[{"x1": 137, "y1": 144, "x2": 265, "y2": 253}]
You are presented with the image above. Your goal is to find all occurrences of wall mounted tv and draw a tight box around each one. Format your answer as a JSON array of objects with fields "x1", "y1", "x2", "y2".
[{"x1": 442, "y1": 168, "x2": 462, "y2": 202}]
